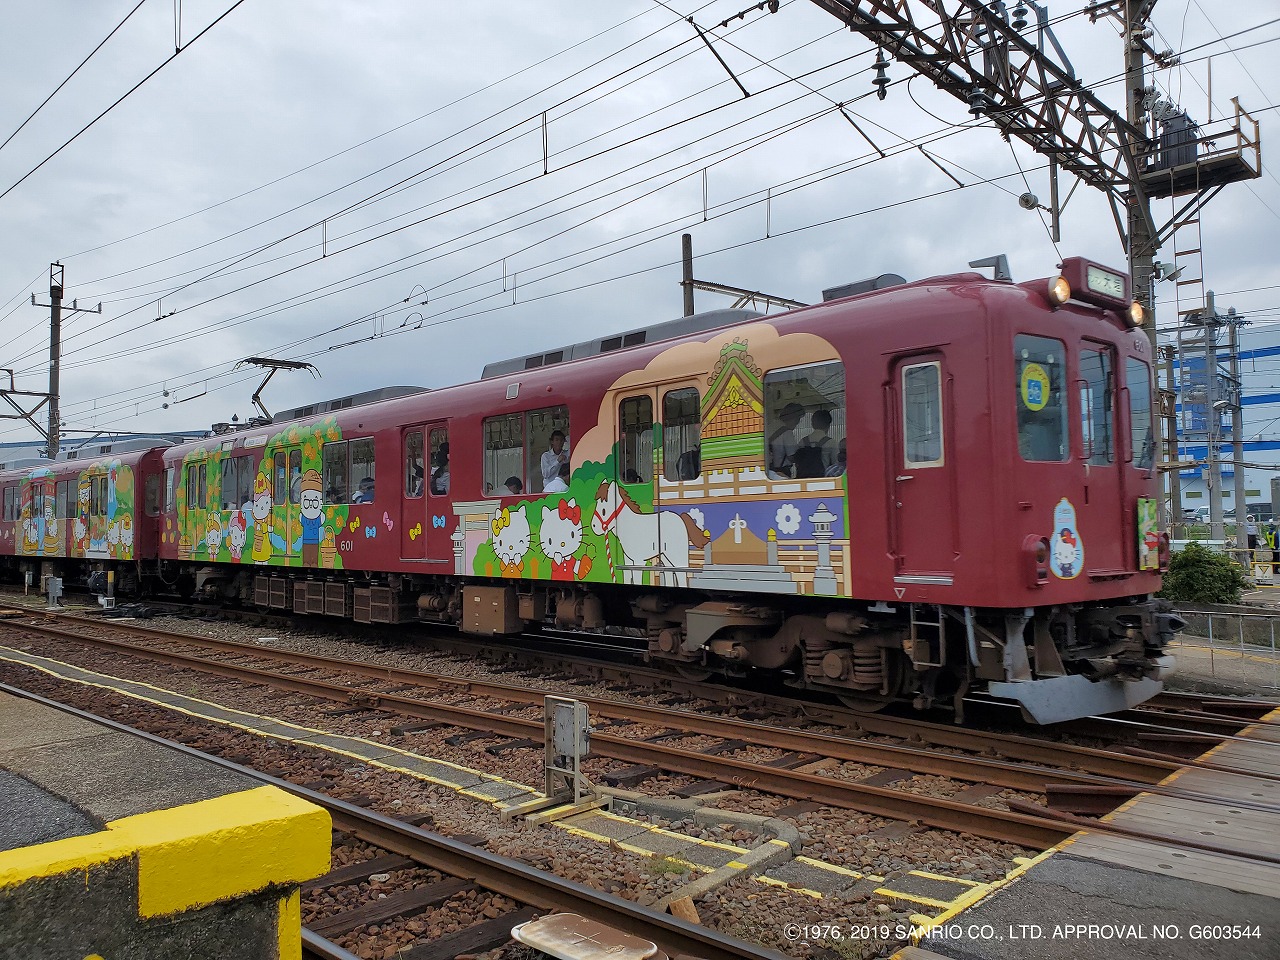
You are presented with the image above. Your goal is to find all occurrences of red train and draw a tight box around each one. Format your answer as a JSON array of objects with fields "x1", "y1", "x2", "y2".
[{"x1": 0, "y1": 256, "x2": 1181, "y2": 722}]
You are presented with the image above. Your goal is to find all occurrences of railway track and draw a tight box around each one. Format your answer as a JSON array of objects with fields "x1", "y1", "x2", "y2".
[
  {"x1": 3, "y1": 682, "x2": 782, "y2": 960},
  {"x1": 2, "y1": 603, "x2": 1277, "y2": 861}
]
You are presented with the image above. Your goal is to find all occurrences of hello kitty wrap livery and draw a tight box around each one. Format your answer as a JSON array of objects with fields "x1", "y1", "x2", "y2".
[
  {"x1": 491, "y1": 506, "x2": 531, "y2": 577},
  {"x1": 540, "y1": 499, "x2": 592, "y2": 581},
  {"x1": 226, "y1": 511, "x2": 247, "y2": 561}
]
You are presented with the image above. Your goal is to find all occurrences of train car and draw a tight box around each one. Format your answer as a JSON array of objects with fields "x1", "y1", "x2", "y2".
[
  {"x1": 146, "y1": 255, "x2": 1180, "y2": 723},
  {"x1": 0, "y1": 440, "x2": 168, "y2": 597}
]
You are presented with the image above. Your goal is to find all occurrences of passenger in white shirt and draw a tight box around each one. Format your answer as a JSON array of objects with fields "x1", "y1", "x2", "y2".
[
  {"x1": 540, "y1": 431, "x2": 569, "y2": 490},
  {"x1": 544, "y1": 461, "x2": 570, "y2": 493}
]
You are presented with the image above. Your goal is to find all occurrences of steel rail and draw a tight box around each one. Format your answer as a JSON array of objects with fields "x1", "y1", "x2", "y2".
[
  {"x1": 0, "y1": 682, "x2": 788, "y2": 960},
  {"x1": 0, "y1": 618, "x2": 1069, "y2": 848},
  {"x1": 0, "y1": 601, "x2": 1181, "y2": 785},
  {"x1": 7, "y1": 620, "x2": 1279, "y2": 861}
]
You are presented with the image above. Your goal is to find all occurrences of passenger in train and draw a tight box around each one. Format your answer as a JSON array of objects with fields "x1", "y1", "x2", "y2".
[
  {"x1": 430, "y1": 443, "x2": 450, "y2": 495},
  {"x1": 504, "y1": 476, "x2": 523, "y2": 495},
  {"x1": 544, "y1": 461, "x2": 570, "y2": 493},
  {"x1": 794, "y1": 409, "x2": 835, "y2": 477},
  {"x1": 767, "y1": 402, "x2": 805, "y2": 478},
  {"x1": 540, "y1": 430, "x2": 570, "y2": 490}
]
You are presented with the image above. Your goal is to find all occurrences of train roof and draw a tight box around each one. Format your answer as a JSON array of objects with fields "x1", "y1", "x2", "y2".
[{"x1": 480, "y1": 307, "x2": 763, "y2": 380}]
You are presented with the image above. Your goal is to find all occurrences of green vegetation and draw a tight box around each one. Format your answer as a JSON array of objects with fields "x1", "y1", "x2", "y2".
[
  {"x1": 643, "y1": 855, "x2": 690, "y2": 876},
  {"x1": 1158, "y1": 541, "x2": 1250, "y2": 604}
]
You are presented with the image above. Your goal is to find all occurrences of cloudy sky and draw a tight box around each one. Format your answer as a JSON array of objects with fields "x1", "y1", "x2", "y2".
[{"x1": 1, "y1": 0, "x2": 1277, "y2": 445}]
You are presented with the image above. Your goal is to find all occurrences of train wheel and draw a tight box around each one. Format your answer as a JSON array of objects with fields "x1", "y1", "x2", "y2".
[
  {"x1": 175, "y1": 573, "x2": 196, "y2": 600},
  {"x1": 837, "y1": 692, "x2": 891, "y2": 713},
  {"x1": 674, "y1": 664, "x2": 713, "y2": 682}
]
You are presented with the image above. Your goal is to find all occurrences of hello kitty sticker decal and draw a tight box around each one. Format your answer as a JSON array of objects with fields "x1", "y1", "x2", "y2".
[{"x1": 1049, "y1": 497, "x2": 1083, "y2": 580}]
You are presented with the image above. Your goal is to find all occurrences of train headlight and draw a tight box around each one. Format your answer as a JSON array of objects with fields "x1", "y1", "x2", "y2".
[
  {"x1": 1129, "y1": 301, "x2": 1146, "y2": 327},
  {"x1": 1047, "y1": 275, "x2": 1071, "y2": 308},
  {"x1": 1023, "y1": 534, "x2": 1050, "y2": 587}
]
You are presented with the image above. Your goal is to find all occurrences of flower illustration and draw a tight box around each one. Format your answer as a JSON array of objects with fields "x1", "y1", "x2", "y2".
[
  {"x1": 775, "y1": 503, "x2": 802, "y2": 536},
  {"x1": 687, "y1": 508, "x2": 706, "y2": 532}
]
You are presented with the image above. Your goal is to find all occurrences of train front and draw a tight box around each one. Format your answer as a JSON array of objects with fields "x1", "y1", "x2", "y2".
[{"x1": 982, "y1": 257, "x2": 1183, "y2": 722}]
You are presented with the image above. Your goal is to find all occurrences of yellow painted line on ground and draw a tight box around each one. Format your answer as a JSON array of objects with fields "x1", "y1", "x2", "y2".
[
  {"x1": 0, "y1": 646, "x2": 1026, "y2": 913},
  {"x1": 1171, "y1": 641, "x2": 1280, "y2": 665}
]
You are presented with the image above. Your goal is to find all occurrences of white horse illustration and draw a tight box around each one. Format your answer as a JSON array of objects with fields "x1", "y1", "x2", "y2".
[{"x1": 592, "y1": 480, "x2": 709, "y2": 586}]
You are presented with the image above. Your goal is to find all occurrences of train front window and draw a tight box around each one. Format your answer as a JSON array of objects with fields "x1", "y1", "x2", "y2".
[
  {"x1": 1080, "y1": 346, "x2": 1115, "y2": 465},
  {"x1": 1015, "y1": 335, "x2": 1068, "y2": 462},
  {"x1": 1127, "y1": 358, "x2": 1154, "y2": 469}
]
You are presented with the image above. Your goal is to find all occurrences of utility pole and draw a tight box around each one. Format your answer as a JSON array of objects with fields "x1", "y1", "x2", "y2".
[
  {"x1": 1228, "y1": 308, "x2": 1248, "y2": 554},
  {"x1": 1204, "y1": 302, "x2": 1223, "y2": 542},
  {"x1": 28, "y1": 263, "x2": 100, "y2": 459},
  {"x1": 1124, "y1": 0, "x2": 1157, "y2": 358}
]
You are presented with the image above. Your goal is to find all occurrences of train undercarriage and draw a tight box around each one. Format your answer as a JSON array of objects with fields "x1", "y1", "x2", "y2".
[{"x1": 17, "y1": 554, "x2": 1183, "y2": 724}]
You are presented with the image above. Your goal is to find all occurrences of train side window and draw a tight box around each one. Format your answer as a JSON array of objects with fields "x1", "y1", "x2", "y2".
[
  {"x1": 164, "y1": 468, "x2": 175, "y2": 514},
  {"x1": 56, "y1": 481, "x2": 70, "y2": 518},
  {"x1": 619, "y1": 396, "x2": 653, "y2": 484},
  {"x1": 484, "y1": 413, "x2": 524, "y2": 496},
  {"x1": 350, "y1": 438, "x2": 376, "y2": 503},
  {"x1": 323, "y1": 440, "x2": 349, "y2": 503},
  {"x1": 2, "y1": 487, "x2": 12, "y2": 522},
  {"x1": 526, "y1": 405, "x2": 569, "y2": 494},
  {"x1": 428, "y1": 428, "x2": 449, "y2": 496},
  {"x1": 1080, "y1": 347, "x2": 1115, "y2": 465},
  {"x1": 1015, "y1": 335, "x2": 1068, "y2": 462},
  {"x1": 405, "y1": 431, "x2": 424, "y2": 498},
  {"x1": 94, "y1": 475, "x2": 110, "y2": 514},
  {"x1": 663, "y1": 388, "x2": 701, "y2": 481},
  {"x1": 144, "y1": 474, "x2": 161, "y2": 517},
  {"x1": 901, "y1": 363, "x2": 943, "y2": 467},
  {"x1": 1127, "y1": 358, "x2": 1154, "y2": 469},
  {"x1": 764, "y1": 361, "x2": 846, "y2": 478}
]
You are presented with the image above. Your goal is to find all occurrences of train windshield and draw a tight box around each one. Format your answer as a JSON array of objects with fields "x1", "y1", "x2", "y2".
[{"x1": 1015, "y1": 334, "x2": 1068, "y2": 462}]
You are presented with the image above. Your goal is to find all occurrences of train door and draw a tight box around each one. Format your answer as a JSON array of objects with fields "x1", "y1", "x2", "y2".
[
  {"x1": 402, "y1": 423, "x2": 452, "y2": 562},
  {"x1": 616, "y1": 391, "x2": 662, "y2": 584},
  {"x1": 1078, "y1": 342, "x2": 1126, "y2": 573},
  {"x1": 271, "y1": 447, "x2": 302, "y2": 558},
  {"x1": 889, "y1": 354, "x2": 956, "y2": 583}
]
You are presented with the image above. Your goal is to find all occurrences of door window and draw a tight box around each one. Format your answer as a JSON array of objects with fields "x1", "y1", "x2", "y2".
[
  {"x1": 619, "y1": 396, "x2": 653, "y2": 484},
  {"x1": 902, "y1": 362, "x2": 943, "y2": 468},
  {"x1": 663, "y1": 388, "x2": 701, "y2": 481},
  {"x1": 405, "y1": 431, "x2": 424, "y2": 498},
  {"x1": 1081, "y1": 346, "x2": 1115, "y2": 465}
]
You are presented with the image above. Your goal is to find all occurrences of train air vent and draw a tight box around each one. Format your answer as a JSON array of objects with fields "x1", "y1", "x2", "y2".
[
  {"x1": 524, "y1": 356, "x2": 544, "y2": 369},
  {"x1": 601, "y1": 336, "x2": 623, "y2": 352}
]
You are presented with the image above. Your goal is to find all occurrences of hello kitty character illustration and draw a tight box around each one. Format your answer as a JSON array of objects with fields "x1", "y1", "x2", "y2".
[
  {"x1": 204, "y1": 515, "x2": 223, "y2": 557},
  {"x1": 226, "y1": 511, "x2": 247, "y2": 561},
  {"x1": 1053, "y1": 527, "x2": 1078, "y2": 579},
  {"x1": 107, "y1": 519, "x2": 121, "y2": 552},
  {"x1": 121, "y1": 515, "x2": 133, "y2": 553},
  {"x1": 491, "y1": 506, "x2": 531, "y2": 577},
  {"x1": 540, "y1": 499, "x2": 593, "y2": 581},
  {"x1": 250, "y1": 472, "x2": 274, "y2": 564},
  {"x1": 42, "y1": 501, "x2": 58, "y2": 547}
]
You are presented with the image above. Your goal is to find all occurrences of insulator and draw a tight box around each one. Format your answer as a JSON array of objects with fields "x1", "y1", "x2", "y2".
[
  {"x1": 872, "y1": 50, "x2": 890, "y2": 101},
  {"x1": 1012, "y1": 2, "x2": 1028, "y2": 30}
]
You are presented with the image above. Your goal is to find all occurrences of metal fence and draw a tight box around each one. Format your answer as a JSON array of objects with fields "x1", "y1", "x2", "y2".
[{"x1": 1171, "y1": 606, "x2": 1280, "y2": 692}]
